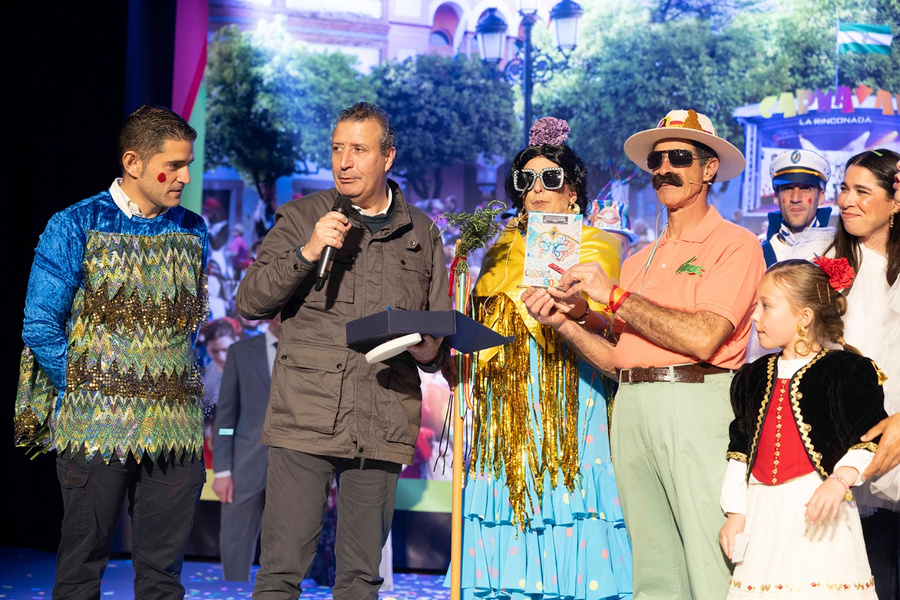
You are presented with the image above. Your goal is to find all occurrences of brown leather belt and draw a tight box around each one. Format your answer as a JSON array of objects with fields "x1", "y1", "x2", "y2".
[{"x1": 618, "y1": 363, "x2": 732, "y2": 384}]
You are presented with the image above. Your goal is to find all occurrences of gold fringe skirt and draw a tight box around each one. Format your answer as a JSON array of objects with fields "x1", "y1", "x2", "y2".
[{"x1": 469, "y1": 293, "x2": 581, "y2": 531}]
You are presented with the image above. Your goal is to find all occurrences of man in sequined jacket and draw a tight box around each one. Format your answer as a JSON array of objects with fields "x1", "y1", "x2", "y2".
[{"x1": 14, "y1": 105, "x2": 209, "y2": 599}]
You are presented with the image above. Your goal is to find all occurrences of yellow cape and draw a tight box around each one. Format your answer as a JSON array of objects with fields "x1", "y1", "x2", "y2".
[{"x1": 472, "y1": 222, "x2": 622, "y2": 363}]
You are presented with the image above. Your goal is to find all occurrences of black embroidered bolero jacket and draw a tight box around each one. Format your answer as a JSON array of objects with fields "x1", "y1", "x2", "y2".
[{"x1": 727, "y1": 349, "x2": 888, "y2": 480}]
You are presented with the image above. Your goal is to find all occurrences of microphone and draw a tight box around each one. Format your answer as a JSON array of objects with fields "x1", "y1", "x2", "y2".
[
  {"x1": 688, "y1": 180, "x2": 711, "y2": 187},
  {"x1": 314, "y1": 195, "x2": 354, "y2": 291}
]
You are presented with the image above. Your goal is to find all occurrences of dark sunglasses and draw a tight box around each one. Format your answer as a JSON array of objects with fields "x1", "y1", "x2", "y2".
[
  {"x1": 647, "y1": 149, "x2": 700, "y2": 170},
  {"x1": 512, "y1": 167, "x2": 566, "y2": 192}
]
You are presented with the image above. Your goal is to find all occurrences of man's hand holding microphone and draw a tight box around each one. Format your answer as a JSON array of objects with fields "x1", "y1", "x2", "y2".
[{"x1": 300, "y1": 196, "x2": 354, "y2": 291}]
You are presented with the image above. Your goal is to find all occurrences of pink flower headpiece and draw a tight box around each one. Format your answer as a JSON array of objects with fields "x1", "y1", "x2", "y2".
[
  {"x1": 528, "y1": 117, "x2": 570, "y2": 146},
  {"x1": 811, "y1": 256, "x2": 855, "y2": 291}
]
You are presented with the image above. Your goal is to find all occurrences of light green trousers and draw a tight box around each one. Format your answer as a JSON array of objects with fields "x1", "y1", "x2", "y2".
[{"x1": 610, "y1": 373, "x2": 735, "y2": 600}]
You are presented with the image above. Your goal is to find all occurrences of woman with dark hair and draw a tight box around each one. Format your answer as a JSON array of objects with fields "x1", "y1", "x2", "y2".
[
  {"x1": 830, "y1": 150, "x2": 900, "y2": 288},
  {"x1": 827, "y1": 148, "x2": 900, "y2": 600},
  {"x1": 451, "y1": 118, "x2": 632, "y2": 599}
]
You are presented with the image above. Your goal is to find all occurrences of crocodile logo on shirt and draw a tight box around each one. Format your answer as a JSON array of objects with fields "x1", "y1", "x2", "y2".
[{"x1": 675, "y1": 256, "x2": 705, "y2": 275}]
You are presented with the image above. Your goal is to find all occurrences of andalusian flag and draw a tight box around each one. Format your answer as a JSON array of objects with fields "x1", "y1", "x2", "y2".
[{"x1": 837, "y1": 22, "x2": 892, "y2": 55}]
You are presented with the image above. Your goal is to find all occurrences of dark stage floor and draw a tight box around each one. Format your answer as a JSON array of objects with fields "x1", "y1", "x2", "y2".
[{"x1": 0, "y1": 547, "x2": 451, "y2": 599}]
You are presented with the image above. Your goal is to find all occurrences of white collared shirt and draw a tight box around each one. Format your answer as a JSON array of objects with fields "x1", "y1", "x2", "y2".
[
  {"x1": 265, "y1": 328, "x2": 279, "y2": 373},
  {"x1": 109, "y1": 178, "x2": 167, "y2": 219},
  {"x1": 352, "y1": 187, "x2": 393, "y2": 217},
  {"x1": 767, "y1": 223, "x2": 835, "y2": 261}
]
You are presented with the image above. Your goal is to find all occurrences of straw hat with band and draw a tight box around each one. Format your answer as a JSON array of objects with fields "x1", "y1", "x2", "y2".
[{"x1": 623, "y1": 109, "x2": 746, "y2": 183}]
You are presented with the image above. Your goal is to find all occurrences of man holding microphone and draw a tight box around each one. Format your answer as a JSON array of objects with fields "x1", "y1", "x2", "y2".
[{"x1": 236, "y1": 102, "x2": 450, "y2": 600}]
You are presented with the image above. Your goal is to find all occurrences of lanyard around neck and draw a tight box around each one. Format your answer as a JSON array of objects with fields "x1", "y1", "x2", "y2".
[{"x1": 635, "y1": 224, "x2": 667, "y2": 296}]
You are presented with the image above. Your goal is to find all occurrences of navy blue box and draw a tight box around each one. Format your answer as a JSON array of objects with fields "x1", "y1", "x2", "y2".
[{"x1": 346, "y1": 309, "x2": 513, "y2": 355}]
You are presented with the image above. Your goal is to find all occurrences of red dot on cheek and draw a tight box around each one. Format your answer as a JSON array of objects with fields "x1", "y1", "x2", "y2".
[{"x1": 157, "y1": 173, "x2": 167, "y2": 183}]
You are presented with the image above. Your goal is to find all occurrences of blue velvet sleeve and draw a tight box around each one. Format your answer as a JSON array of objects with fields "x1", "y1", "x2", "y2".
[
  {"x1": 22, "y1": 210, "x2": 86, "y2": 391},
  {"x1": 197, "y1": 220, "x2": 210, "y2": 343}
]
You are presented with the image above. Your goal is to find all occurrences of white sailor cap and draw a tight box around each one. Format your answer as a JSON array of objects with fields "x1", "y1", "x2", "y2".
[{"x1": 770, "y1": 149, "x2": 831, "y2": 189}]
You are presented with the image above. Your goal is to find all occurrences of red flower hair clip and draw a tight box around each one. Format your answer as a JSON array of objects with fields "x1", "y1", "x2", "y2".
[{"x1": 811, "y1": 256, "x2": 855, "y2": 291}]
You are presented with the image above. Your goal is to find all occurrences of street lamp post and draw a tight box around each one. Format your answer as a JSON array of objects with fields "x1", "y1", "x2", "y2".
[
  {"x1": 476, "y1": 1, "x2": 583, "y2": 147},
  {"x1": 520, "y1": 10, "x2": 538, "y2": 148},
  {"x1": 474, "y1": 8, "x2": 507, "y2": 67},
  {"x1": 550, "y1": 0, "x2": 584, "y2": 55}
]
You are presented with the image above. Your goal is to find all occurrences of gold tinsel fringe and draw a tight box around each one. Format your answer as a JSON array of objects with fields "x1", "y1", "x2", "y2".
[{"x1": 469, "y1": 293, "x2": 580, "y2": 532}]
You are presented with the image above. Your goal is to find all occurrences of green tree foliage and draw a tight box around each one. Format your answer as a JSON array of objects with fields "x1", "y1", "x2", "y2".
[
  {"x1": 537, "y1": 3, "x2": 768, "y2": 188},
  {"x1": 371, "y1": 54, "x2": 517, "y2": 200},
  {"x1": 647, "y1": 0, "x2": 759, "y2": 26},
  {"x1": 534, "y1": 0, "x2": 899, "y2": 191},
  {"x1": 748, "y1": 0, "x2": 900, "y2": 92},
  {"x1": 205, "y1": 21, "x2": 369, "y2": 203}
]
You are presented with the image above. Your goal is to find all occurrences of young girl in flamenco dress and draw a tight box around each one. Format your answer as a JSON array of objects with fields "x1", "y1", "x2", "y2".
[{"x1": 719, "y1": 257, "x2": 887, "y2": 598}]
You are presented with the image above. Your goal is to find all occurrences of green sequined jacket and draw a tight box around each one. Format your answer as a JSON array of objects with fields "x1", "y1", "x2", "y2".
[{"x1": 16, "y1": 190, "x2": 209, "y2": 463}]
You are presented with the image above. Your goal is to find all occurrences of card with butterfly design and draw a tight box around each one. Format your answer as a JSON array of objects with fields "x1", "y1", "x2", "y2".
[{"x1": 523, "y1": 212, "x2": 582, "y2": 288}]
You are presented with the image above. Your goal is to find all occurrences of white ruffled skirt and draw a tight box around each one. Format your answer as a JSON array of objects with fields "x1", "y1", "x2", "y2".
[{"x1": 727, "y1": 472, "x2": 876, "y2": 599}]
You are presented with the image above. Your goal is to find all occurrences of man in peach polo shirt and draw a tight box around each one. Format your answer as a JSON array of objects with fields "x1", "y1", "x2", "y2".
[{"x1": 523, "y1": 109, "x2": 765, "y2": 599}]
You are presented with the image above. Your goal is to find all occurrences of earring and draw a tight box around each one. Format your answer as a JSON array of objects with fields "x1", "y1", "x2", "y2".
[
  {"x1": 794, "y1": 323, "x2": 811, "y2": 356},
  {"x1": 515, "y1": 210, "x2": 529, "y2": 229},
  {"x1": 568, "y1": 200, "x2": 579, "y2": 214},
  {"x1": 891, "y1": 212, "x2": 895, "y2": 229}
]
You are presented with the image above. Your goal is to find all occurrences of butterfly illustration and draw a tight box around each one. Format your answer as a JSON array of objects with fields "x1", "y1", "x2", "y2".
[{"x1": 536, "y1": 227, "x2": 578, "y2": 261}]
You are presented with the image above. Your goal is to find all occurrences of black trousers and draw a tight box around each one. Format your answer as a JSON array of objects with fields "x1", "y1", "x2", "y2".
[
  {"x1": 861, "y1": 507, "x2": 900, "y2": 600},
  {"x1": 53, "y1": 448, "x2": 205, "y2": 600},
  {"x1": 252, "y1": 448, "x2": 401, "y2": 600}
]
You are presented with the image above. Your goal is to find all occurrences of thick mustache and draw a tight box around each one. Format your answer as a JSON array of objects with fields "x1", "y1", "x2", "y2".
[{"x1": 652, "y1": 173, "x2": 684, "y2": 189}]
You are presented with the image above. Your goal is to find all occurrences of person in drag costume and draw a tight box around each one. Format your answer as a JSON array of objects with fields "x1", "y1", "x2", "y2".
[{"x1": 453, "y1": 117, "x2": 632, "y2": 600}]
